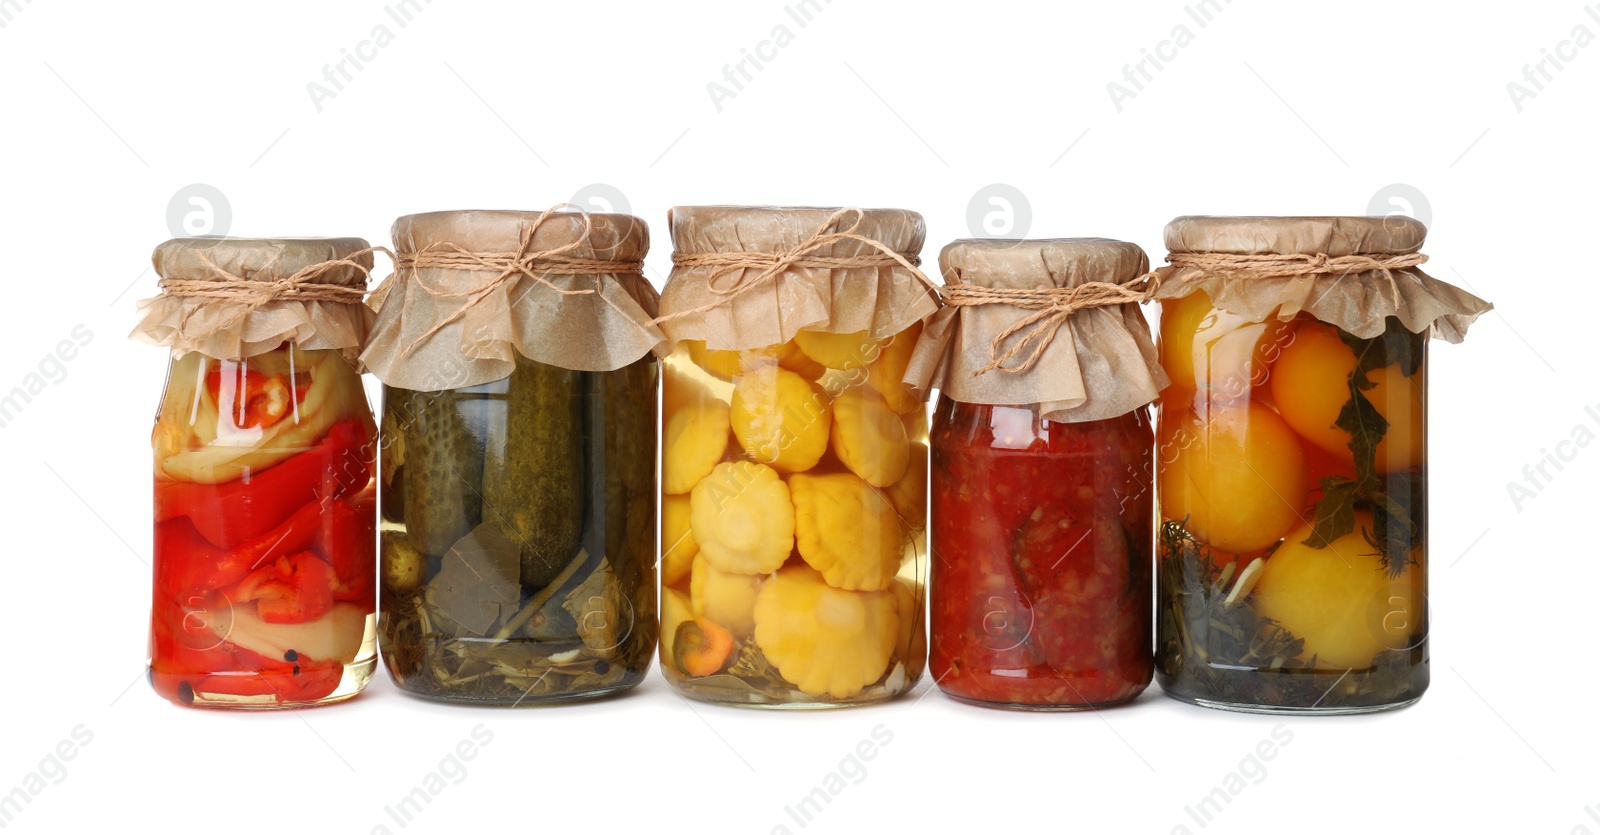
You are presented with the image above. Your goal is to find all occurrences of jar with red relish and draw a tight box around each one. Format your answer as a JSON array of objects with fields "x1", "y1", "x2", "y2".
[{"x1": 913, "y1": 238, "x2": 1167, "y2": 709}]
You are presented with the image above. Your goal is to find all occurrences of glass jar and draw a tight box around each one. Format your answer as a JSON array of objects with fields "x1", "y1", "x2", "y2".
[
  {"x1": 1150, "y1": 215, "x2": 1488, "y2": 714},
  {"x1": 920, "y1": 237, "x2": 1162, "y2": 710},
  {"x1": 377, "y1": 358, "x2": 657, "y2": 703},
  {"x1": 143, "y1": 238, "x2": 379, "y2": 708},
  {"x1": 367, "y1": 209, "x2": 663, "y2": 705},
  {"x1": 659, "y1": 330, "x2": 928, "y2": 706},
  {"x1": 930, "y1": 401, "x2": 1153, "y2": 708},
  {"x1": 657, "y1": 206, "x2": 935, "y2": 707}
]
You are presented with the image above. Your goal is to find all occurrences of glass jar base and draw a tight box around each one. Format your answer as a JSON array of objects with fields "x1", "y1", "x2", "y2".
[
  {"x1": 941, "y1": 691, "x2": 1141, "y2": 712},
  {"x1": 666, "y1": 679, "x2": 912, "y2": 710},
  {"x1": 1165, "y1": 691, "x2": 1422, "y2": 716},
  {"x1": 391, "y1": 677, "x2": 644, "y2": 707},
  {"x1": 674, "y1": 691, "x2": 908, "y2": 710},
  {"x1": 150, "y1": 655, "x2": 377, "y2": 710}
]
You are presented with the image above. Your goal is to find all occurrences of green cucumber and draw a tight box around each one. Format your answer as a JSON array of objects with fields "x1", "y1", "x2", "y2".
[
  {"x1": 393, "y1": 386, "x2": 484, "y2": 556},
  {"x1": 481, "y1": 355, "x2": 584, "y2": 591}
]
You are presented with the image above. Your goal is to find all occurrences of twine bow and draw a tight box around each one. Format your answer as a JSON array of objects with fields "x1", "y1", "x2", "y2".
[
  {"x1": 393, "y1": 205, "x2": 644, "y2": 357},
  {"x1": 1165, "y1": 250, "x2": 1427, "y2": 310},
  {"x1": 943, "y1": 271, "x2": 1160, "y2": 375},
  {"x1": 654, "y1": 207, "x2": 935, "y2": 326},
  {"x1": 158, "y1": 246, "x2": 390, "y2": 339}
]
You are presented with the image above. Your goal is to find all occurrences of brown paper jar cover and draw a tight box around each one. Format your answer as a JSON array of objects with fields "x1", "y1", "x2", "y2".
[
  {"x1": 657, "y1": 206, "x2": 938, "y2": 349},
  {"x1": 132, "y1": 237, "x2": 375, "y2": 363},
  {"x1": 906, "y1": 238, "x2": 1168, "y2": 424},
  {"x1": 361, "y1": 210, "x2": 666, "y2": 392},
  {"x1": 1154, "y1": 216, "x2": 1491, "y2": 341}
]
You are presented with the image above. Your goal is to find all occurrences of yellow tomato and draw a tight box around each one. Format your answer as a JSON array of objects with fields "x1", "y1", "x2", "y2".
[
  {"x1": 1159, "y1": 292, "x2": 1293, "y2": 402},
  {"x1": 1269, "y1": 322, "x2": 1424, "y2": 473},
  {"x1": 1159, "y1": 400, "x2": 1308, "y2": 553},
  {"x1": 1252, "y1": 514, "x2": 1422, "y2": 669}
]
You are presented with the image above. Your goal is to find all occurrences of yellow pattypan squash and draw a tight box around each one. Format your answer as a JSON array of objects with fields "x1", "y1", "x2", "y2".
[
  {"x1": 867, "y1": 322, "x2": 922, "y2": 414},
  {"x1": 790, "y1": 472, "x2": 905, "y2": 591},
  {"x1": 793, "y1": 329, "x2": 883, "y2": 370},
  {"x1": 830, "y1": 387, "x2": 911, "y2": 487},
  {"x1": 891, "y1": 577, "x2": 927, "y2": 681},
  {"x1": 691, "y1": 554, "x2": 764, "y2": 636},
  {"x1": 884, "y1": 443, "x2": 928, "y2": 529},
  {"x1": 689, "y1": 461, "x2": 795, "y2": 575},
  {"x1": 661, "y1": 494, "x2": 698, "y2": 587},
  {"x1": 753, "y1": 565, "x2": 898, "y2": 699},
  {"x1": 663, "y1": 400, "x2": 730, "y2": 495},
  {"x1": 729, "y1": 365, "x2": 831, "y2": 473}
]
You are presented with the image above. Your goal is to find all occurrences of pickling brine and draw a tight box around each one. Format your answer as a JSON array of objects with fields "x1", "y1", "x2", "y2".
[
  {"x1": 1138, "y1": 208, "x2": 1493, "y2": 714},
  {"x1": 150, "y1": 344, "x2": 378, "y2": 707},
  {"x1": 656, "y1": 205, "x2": 937, "y2": 708},
  {"x1": 659, "y1": 330, "x2": 928, "y2": 707},
  {"x1": 1155, "y1": 301, "x2": 1429, "y2": 712},
  {"x1": 377, "y1": 356, "x2": 659, "y2": 703},
  {"x1": 365, "y1": 208, "x2": 665, "y2": 705}
]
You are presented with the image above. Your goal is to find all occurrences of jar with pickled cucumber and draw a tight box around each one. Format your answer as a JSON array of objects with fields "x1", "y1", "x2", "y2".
[
  {"x1": 362, "y1": 209, "x2": 666, "y2": 705},
  {"x1": 657, "y1": 206, "x2": 938, "y2": 707},
  {"x1": 135, "y1": 237, "x2": 381, "y2": 708},
  {"x1": 1150, "y1": 216, "x2": 1491, "y2": 714}
]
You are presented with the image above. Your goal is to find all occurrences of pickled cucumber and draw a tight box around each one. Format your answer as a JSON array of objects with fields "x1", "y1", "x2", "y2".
[
  {"x1": 482, "y1": 355, "x2": 584, "y2": 591},
  {"x1": 396, "y1": 387, "x2": 485, "y2": 556},
  {"x1": 593, "y1": 358, "x2": 658, "y2": 577}
]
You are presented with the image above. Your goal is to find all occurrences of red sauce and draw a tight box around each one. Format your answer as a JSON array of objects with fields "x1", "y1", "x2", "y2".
[{"x1": 929, "y1": 396, "x2": 1153, "y2": 708}]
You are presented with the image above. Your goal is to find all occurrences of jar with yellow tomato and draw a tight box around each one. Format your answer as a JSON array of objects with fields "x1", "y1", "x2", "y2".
[
  {"x1": 1151, "y1": 216, "x2": 1491, "y2": 713},
  {"x1": 655, "y1": 207, "x2": 937, "y2": 707}
]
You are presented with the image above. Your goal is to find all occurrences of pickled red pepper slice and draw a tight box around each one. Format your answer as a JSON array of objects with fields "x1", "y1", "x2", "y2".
[
  {"x1": 234, "y1": 552, "x2": 336, "y2": 624},
  {"x1": 158, "y1": 496, "x2": 373, "y2": 607},
  {"x1": 154, "y1": 418, "x2": 372, "y2": 549}
]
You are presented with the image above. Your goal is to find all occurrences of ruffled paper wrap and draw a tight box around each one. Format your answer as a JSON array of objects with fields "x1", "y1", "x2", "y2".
[
  {"x1": 1154, "y1": 216, "x2": 1492, "y2": 342},
  {"x1": 361, "y1": 210, "x2": 666, "y2": 392},
  {"x1": 132, "y1": 237, "x2": 375, "y2": 363},
  {"x1": 657, "y1": 206, "x2": 939, "y2": 349},
  {"x1": 905, "y1": 238, "x2": 1169, "y2": 423}
]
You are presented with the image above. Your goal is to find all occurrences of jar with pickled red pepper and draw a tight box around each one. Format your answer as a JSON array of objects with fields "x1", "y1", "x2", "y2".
[
  {"x1": 656, "y1": 206, "x2": 937, "y2": 707},
  {"x1": 916, "y1": 239, "x2": 1165, "y2": 709},
  {"x1": 1151, "y1": 216, "x2": 1491, "y2": 713},
  {"x1": 362, "y1": 209, "x2": 665, "y2": 705},
  {"x1": 136, "y1": 238, "x2": 381, "y2": 708}
]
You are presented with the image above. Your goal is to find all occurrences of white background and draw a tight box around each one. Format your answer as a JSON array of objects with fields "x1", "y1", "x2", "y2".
[{"x1": 0, "y1": 1, "x2": 1593, "y2": 833}]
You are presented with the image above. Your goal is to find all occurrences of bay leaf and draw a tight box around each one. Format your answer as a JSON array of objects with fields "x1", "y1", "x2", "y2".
[
  {"x1": 428, "y1": 522, "x2": 522, "y2": 638},
  {"x1": 563, "y1": 557, "x2": 627, "y2": 651}
]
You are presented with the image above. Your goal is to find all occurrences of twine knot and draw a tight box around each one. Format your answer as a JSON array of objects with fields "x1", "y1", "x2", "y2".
[{"x1": 943, "y1": 271, "x2": 1160, "y2": 375}]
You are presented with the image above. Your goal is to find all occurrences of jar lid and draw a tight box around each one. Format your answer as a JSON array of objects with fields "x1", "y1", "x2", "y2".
[
  {"x1": 363, "y1": 208, "x2": 664, "y2": 390},
  {"x1": 1153, "y1": 215, "x2": 1491, "y2": 343},
  {"x1": 940, "y1": 237, "x2": 1149, "y2": 289},
  {"x1": 392, "y1": 209, "x2": 647, "y2": 263},
  {"x1": 153, "y1": 237, "x2": 376, "y2": 286},
  {"x1": 904, "y1": 237, "x2": 1167, "y2": 423},
  {"x1": 133, "y1": 237, "x2": 376, "y2": 362},
  {"x1": 658, "y1": 206, "x2": 936, "y2": 352},
  {"x1": 668, "y1": 205, "x2": 923, "y2": 258},
  {"x1": 1164, "y1": 215, "x2": 1426, "y2": 258}
]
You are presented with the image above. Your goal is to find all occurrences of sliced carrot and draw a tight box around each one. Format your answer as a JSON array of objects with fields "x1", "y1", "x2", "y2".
[{"x1": 674, "y1": 618, "x2": 735, "y2": 677}]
